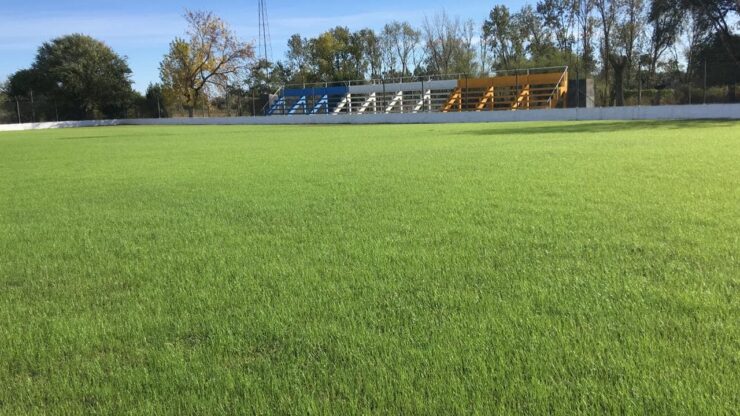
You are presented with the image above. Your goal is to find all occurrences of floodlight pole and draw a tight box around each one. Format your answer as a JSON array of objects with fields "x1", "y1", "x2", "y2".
[{"x1": 15, "y1": 97, "x2": 21, "y2": 124}]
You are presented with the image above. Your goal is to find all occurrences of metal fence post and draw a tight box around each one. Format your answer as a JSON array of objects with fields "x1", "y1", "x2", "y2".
[
  {"x1": 30, "y1": 90, "x2": 35, "y2": 123},
  {"x1": 463, "y1": 74, "x2": 468, "y2": 112},
  {"x1": 637, "y1": 65, "x2": 642, "y2": 106},
  {"x1": 382, "y1": 79, "x2": 386, "y2": 113},
  {"x1": 703, "y1": 60, "x2": 707, "y2": 105},
  {"x1": 421, "y1": 79, "x2": 425, "y2": 113},
  {"x1": 688, "y1": 55, "x2": 692, "y2": 105}
]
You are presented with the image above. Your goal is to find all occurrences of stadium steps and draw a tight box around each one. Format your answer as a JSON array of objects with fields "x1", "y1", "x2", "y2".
[
  {"x1": 310, "y1": 95, "x2": 329, "y2": 114},
  {"x1": 288, "y1": 96, "x2": 307, "y2": 115},
  {"x1": 266, "y1": 96, "x2": 286, "y2": 115},
  {"x1": 442, "y1": 88, "x2": 463, "y2": 112}
]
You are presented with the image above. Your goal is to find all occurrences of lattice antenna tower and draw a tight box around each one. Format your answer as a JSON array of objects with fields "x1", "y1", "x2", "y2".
[{"x1": 257, "y1": 0, "x2": 273, "y2": 63}]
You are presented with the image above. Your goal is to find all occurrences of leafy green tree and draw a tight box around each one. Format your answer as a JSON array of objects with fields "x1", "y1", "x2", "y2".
[
  {"x1": 483, "y1": 6, "x2": 525, "y2": 70},
  {"x1": 575, "y1": 0, "x2": 598, "y2": 74},
  {"x1": 357, "y1": 29, "x2": 383, "y2": 79},
  {"x1": 681, "y1": 0, "x2": 739, "y2": 69},
  {"x1": 348, "y1": 30, "x2": 370, "y2": 80},
  {"x1": 689, "y1": 32, "x2": 740, "y2": 86},
  {"x1": 518, "y1": 5, "x2": 558, "y2": 61},
  {"x1": 143, "y1": 84, "x2": 168, "y2": 118},
  {"x1": 6, "y1": 69, "x2": 43, "y2": 122},
  {"x1": 7, "y1": 34, "x2": 134, "y2": 120},
  {"x1": 310, "y1": 29, "x2": 343, "y2": 81},
  {"x1": 0, "y1": 82, "x2": 15, "y2": 124},
  {"x1": 285, "y1": 34, "x2": 313, "y2": 83},
  {"x1": 309, "y1": 27, "x2": 364, "y2": 82},
  {"x1": 648, "y1": 0, "x2": 684, "y2": 82},
  {"x1": 594, "y1": 0, "x2": 618, "y2": 104},
  {"x1": 281, "y1": 28, "x2": 381, "y2": 83},
  {"x1": 537, "y1": 0, "x2": 578, "y2": 53},
  {"x1": 248, "y1": 59, "x2": 289, "y2": 92}
]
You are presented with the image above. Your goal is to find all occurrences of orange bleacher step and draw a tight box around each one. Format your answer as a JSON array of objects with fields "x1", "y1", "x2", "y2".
[{"x1": 442, "y1": 87, "x2": 463, "y2": 112}]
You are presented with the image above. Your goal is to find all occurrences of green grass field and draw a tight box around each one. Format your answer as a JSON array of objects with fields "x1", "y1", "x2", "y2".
[{"x1": 1, "y1": 121, "x2": 738, "y2": 414}]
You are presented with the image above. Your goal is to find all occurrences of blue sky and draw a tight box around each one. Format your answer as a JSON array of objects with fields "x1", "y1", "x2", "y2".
[{"x1": 0, "y1": 1, "x2": 528, "y2": 92}]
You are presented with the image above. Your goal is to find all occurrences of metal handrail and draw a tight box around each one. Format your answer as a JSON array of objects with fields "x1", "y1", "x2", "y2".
[
  {"x1": 260, "y1": 86, "x2": 284, "y2": 115},
  {"x1": 547, "y1": 66, "x2": 569, "y2": 108},
  {"x1": 274, "y1": 66, "x2": 570, "y2": 93},
  {"x1": 262, "y1": 65, "x2": 571, "y2": 116}
]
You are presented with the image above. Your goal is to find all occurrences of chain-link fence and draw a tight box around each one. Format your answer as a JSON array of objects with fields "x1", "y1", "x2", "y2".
[
  {"x1": 0, "y1": 90, "x2": 268, "y2": 124},
  {"x1": 593, "y1": 58, "x2": 738, "y2": 107},
  {"x1": 1, "y1": 59, "x2": 737, "y2": 124}
]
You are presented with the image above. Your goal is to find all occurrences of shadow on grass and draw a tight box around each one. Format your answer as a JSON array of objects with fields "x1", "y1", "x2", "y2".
[
  {"x1": 57, "y1": 132, "x2": 176, "y2": 140},
  {"x1": 56, "y1": 135, "x2": 111, "y2": 140},
  {"x1": 462, "y1": 119, "x2": 737, "y2": 137}
]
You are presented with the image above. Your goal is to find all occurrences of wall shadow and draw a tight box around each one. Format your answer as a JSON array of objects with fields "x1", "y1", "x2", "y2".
[{"x1": 460, "y1": 119, "x2": 738, "y2": 137}]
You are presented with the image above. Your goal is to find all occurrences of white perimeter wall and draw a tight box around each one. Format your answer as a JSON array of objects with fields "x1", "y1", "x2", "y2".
[{"x1": 1, "y1": 104, "x2": 738, "y2": 132}]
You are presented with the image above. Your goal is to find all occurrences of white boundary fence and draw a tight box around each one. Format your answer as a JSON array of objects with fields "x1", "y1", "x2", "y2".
[{"x1": 1, "y1": 103, "x2": 738, "y2": 132}]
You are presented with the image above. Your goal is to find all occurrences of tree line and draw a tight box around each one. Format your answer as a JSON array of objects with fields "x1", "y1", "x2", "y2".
[{"x1": 2, "y1": 0, "x2": 738, "y2": 122}]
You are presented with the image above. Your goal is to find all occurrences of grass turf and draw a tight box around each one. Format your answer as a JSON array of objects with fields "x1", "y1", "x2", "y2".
[{"x1": 0, "y1": 121, "x2": 738, "y2": 414}]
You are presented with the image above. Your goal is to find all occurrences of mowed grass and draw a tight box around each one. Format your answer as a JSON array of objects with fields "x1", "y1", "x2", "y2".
[{"x1": 0, "y1": 121, "x2": 738, "y2": 414}]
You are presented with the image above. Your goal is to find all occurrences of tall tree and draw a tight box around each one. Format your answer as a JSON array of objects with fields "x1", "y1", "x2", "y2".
[
  {"x1": 517, "y1": 5, "x2": 553, "y2": 60},
  {"x1": 537, "y1": 0, "x2": 577, "y2": 53},
  {"x1": 575, "y1": 0, "x2": 598, "y2": 74},
  {"x1": 595, "y1": 0, "x2": 621, "y2": 104},
  {"x1": 7, "y1": 34, "x2": 134, "y2": 120},
  {"x1": 681, "y1": 0, "x2": 739, "y2": 68},
  {"x1": 308, "y1": 27, "x2": 362, "y2": 82},
  {"x1": 5, "y1": 69, "x2": 39, "y2": 122},
  {"x1": 159, "y1": 10, "x2": 253, "y2": 117},
  {"x1": 348, "y1": 30, "x2": 370, "y2": 80},
  {"x1": 619, "y1": 0, "x2": 646, "y2": 87},
  {"x1": 648, "y1": 0, "x2": 684, "y2": 82},
  {"x1": 422, "y1": 12, "x2": 477, "y2": 75},
  {"x1": 450, "y1": 19, "x2": 479, "y2": 75},
  {"x1": 248, "y1": 59, "x2": 289, "y2": 93},
  {"x1": 357, "y1": 29, "x2": 383, "y2": 79},
  {"x1": 483, "y1": 6, "x2": 525, "y2": 70},
  {"x1": 0, "y1": 81, "x2": 16, "y2": 124},
  {"x1": 422, "y1": 12, "x2": 475, "y2": 75},
  {"x1": 286, "y1": 34, "x2": 312, "y2": 83},
  {"x1": 144, "y1": 84, "x2": 168, "y2": 118},
  {"x1": 381, "y1": 21, "x2": 421, "y2": 77}
]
